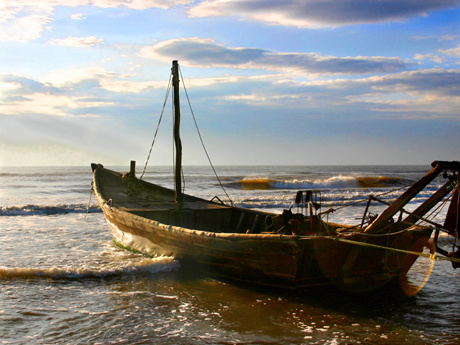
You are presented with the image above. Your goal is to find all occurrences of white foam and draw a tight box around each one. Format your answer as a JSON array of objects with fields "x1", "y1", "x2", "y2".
[{"x1": 0, "y1": 256, "x2": 179, "y2": 280}]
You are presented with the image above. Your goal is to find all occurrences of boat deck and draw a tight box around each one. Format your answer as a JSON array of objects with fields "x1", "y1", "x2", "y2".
[{"x1": 97, "y1": 167, "x2": 230, "y2": 212}]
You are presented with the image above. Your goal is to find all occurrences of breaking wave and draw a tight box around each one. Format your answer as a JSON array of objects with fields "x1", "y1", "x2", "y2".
[
  {"x1": 0, "y1": 256, "x2": 179, "y2": 280},
  {"x1": 227, "y1": 175, "x2": 410, "y2": 190},
  {"x1": 0, "y1": 204, "x2": 102, "y2": 216}
]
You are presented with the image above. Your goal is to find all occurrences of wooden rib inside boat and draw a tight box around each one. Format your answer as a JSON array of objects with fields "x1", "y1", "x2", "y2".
[{"x1": 91, "y1": 61, "x2": 460, "y2": 293}]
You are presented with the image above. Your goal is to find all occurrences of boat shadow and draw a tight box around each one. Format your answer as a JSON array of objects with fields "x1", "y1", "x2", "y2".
[{"x1": 175, "y1": 259, "x2": 419, "y2": 317}]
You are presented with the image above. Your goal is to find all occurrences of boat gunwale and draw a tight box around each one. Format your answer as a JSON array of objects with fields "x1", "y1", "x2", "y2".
[
  {"x1": 92, "y1": 165, "x2": 305, "y2": 243},
  {"x1": 93, "y1": 166, "x2": 431, "y2": 246}
]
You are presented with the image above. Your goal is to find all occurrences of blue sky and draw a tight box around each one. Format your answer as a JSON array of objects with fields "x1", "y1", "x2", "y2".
[{"x1": 1, "y1": 0, "x2": 459, "y2": 166}]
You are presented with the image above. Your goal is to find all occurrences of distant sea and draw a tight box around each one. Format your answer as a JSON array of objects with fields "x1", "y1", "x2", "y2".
[{"x1": 1, "y1": 165, "x2": 459, "y2": 344}]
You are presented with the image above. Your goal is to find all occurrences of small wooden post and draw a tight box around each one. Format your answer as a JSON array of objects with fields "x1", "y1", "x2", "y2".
[{"x1": 130, "y1": 160, "x2": 136, "y2": 177}]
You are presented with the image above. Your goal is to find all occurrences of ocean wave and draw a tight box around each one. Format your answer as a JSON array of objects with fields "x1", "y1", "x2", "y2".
[
  {"x1": 0, "y1": 204, "x2": 102, "y2": 216},
  {"x1": 227, "y1": 175, "x2": 411, "y2": 190},
  {"x1": 232, "y1": 186, "x2": 432, "y2": 211},
  {"x1": 0, "y1": 256, "x2": 179, "y2": 280}
]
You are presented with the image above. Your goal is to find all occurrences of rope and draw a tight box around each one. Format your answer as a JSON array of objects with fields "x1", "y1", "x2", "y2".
[
  {"x1": 320, "y1": 183, "x2": 412, "y2": 214},
  {"x1": 84, "y1": 186, "x2": 93, "y2": 221},
  {"x1": 322, "y1": 235, "x2": 460, "y2": 264},
  {"x1": 321, "y1": 182, "x2": 457, "y2": 236},
  {"x1": 179, "y1": 66, "x2": 234, "y2": 206},
  {"x1": 140, "y1": 75, "x2": 173, "y2": 180},
  {"x1": 409, "y1": 184, "x2": 458, "y2": 236}
]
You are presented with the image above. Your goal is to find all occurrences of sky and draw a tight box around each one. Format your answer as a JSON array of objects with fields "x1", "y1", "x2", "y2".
[{"x1": 0, "y1": 0, "x2": 459, "y2": 167}]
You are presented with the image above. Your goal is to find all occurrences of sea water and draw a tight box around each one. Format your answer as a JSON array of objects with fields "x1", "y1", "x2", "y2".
[{"x1": 0, "y1": 165, "x2": 459, "y2": 344}]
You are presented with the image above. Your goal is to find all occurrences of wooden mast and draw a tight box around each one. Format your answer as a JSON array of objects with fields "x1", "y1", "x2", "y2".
[{"x1": 172, "y1": 60, "x2": 183, "y2": 210}]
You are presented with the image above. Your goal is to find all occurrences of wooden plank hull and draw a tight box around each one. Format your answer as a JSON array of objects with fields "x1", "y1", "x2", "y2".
[{"x1": 92, "y1": 164, "x2": 432, "y2": 292}]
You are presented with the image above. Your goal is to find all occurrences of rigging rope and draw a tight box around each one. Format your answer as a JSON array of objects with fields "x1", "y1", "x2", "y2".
[
  {"x1": 85, "y1": 186, "x2": 93, "y2": 221},
  {"x1": 320, "y1": 180, "x2": 458, "y2": 236},
  {"x1": 140, "y1": 75, "x2": 173, "y2": 180},
  {"x1": 179, "y1": 66, "x2": 234, "y2": 206},
  {"x1": 320, "y1": 183, "x2": 412, "y2": 215},
  {"x1": 139, "y1": 65, "x2": 234, "y2": 206},
  {"x1": 322, "y1": 234, "x2": 460, "y2": 264},
  {"x1": 417, "y1": 186, "x2": 453, "y2": 227}
]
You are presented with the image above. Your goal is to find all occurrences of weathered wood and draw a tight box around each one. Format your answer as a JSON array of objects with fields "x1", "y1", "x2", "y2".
[
  {"x1": 371, "y1": 195, "x2": 445, "y2": 229},
  {"x1": 403, "y1": 180, "x2": 453, "y2": 225},
  {"x1": 364, "y1": 164, "x2": 442, "y2": 233},
  {"x1": 431, "y1": 160, "x2": 460, "y2": 171},
  {"x1": 130, "y1": 160, "x2": 136, "y2": 177},
  {"x1": 172, "y1": 60, "x2": 183, "y2": 209},
  {"x1": 92, "y1": 162, "x2": 435, "y2": 292}
]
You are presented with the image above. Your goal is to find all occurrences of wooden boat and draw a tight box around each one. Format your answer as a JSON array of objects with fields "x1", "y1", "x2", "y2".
[{"x1": 91, "y1": 61, "x2": 460, "y2": 292}]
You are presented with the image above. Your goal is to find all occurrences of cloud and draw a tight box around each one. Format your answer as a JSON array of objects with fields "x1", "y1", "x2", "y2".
[
  {"x1": 0, "y1": 74, "x2": 113, "y2": 116},
  {"x1": 2, "y1": 64, "x2": 458, "y2": 123},
  {"x1": 0, "y1": 92, "x2": 110, "y2": 116},
  {"x1": 100, "y1": 79, "x2": 166, "y2": 93},
  {"x1": 91, "y1": 0, "x2": 193, "y2": 10},
  {"x1": 140, "y1": 37, "x2": 267, "y2": 64},
  {"x1": 365, "y1": 69, "x2": 460, "y2": 97},
  {"x1": 210, "y1": 68, "x2": 460, "y2": 120},
  {"x1": 413, "y1": 34, "x2": 458, "y2": 41},
  {"x1": 0, "y1": 80, "x2": 21, "y2": 92},
  {"x1": 47, "y1": 36, "x2": 105, "y2": 47},
  {"x1": 0, "y1": 66, "x2": 173, "y2": 118},
  {"x1": 413, "y1": 43, "x2": 460, "y2": 64},
  {"x1": 70, "y1": 13, "x2": 86, "y2": 20},
  {"x1": 0, "y1": 13, "x2": 53, "y2": 42},
  {"x1": 0, "y1": 142, "x2": 123, "y2": 166},
  {"x1": 439, "y1": 44, "x2": 460, "y2": 57},
  {"x1": 140, "y1": 38, "x2": 412, "y2": 75},
  {"x1": 439, "y1": 35, "x2": 458, "y2": 41},
  {"x1": 188, "y1": 0, "x2": 460, "y2": 28},
  {"x1": 296, "y1": 69, "x2": 460, "y2": 117},
  {"x1": 40, "y1": 66, "x2": 118, "y2": 88},
  {"x1": 304, "y1": 68, "x2": 460, "y2": 100},
  {"x1": 414, "y1": 53, "x2": 445, "y2": 64},
  {"x1": 40, "y1": 66, "x2": 168, "y2": 93},
  {"x1": 0, "y1": 0, "x2": 194, "y2": 42}
]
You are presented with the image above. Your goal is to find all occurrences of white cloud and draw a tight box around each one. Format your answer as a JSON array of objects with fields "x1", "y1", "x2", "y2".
[
  {"x1": 0, "y1": 92, "x2": 110, "y2": 116},
  {"x1": 213, "y1": 68, "x2": 460, "y2": 119},
  {"x1": 91, "y1": 0, "x2": 193, "y2": 10},
  {"x1": 439, "y1": 35, "x2": 458, "y2": 41},
  {"x1": 100, "y1": 79, "x2": 164, "y2": 93},
  {"x1": 140, "y1": 38, "x2": 411, "y2": 75},
  {"x1": 413, "y1": 34, "x2": 459, "y2": 41},
  {"x1": 1, "y1": 64, "x2": 458, "y2": 122},
  {"x1": 439, "y1": 44, "x2": 460, "y2": 57},
  {"x1": 41, "y1": 66, "x2": 118, "y2": 88},
  {"x1": 140, "y1": 37, "x2": 266, "y2": 65},
  {"x1": 0, "y1": 13, "x2": 53, "y2": 42},
  {"x1": 0, "y1": 80, "x2": 21, "y2": 92},
  {"x1": 70, "y1": 13, "x2": 86, "y2": 20},
  {"x1": 188, "y1": 0, "x2": 460, "y2": 28},
  {"x1": 40, "y1": 65, "x2": 170, "y2": 93},
  {"x1": 0, "y1": 0, "x2": 194, "y2": 42},
  {"x1": 0, "y1": 142, "x2": 123, "y2": 166},
  {"x1": 305, "y1": 68, "x2": 460, "y2": 114},
  {"x1": 47, "y1": 36, "x2": 105, "y2": 47},
  {"x1": 414, "y1": 53, "x2": 445, "y2": 64}
]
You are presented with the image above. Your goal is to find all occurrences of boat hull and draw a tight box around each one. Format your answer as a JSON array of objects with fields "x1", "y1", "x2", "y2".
[{"x1": 92, "y1": 165, "x2": 432, "y2": 292}]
